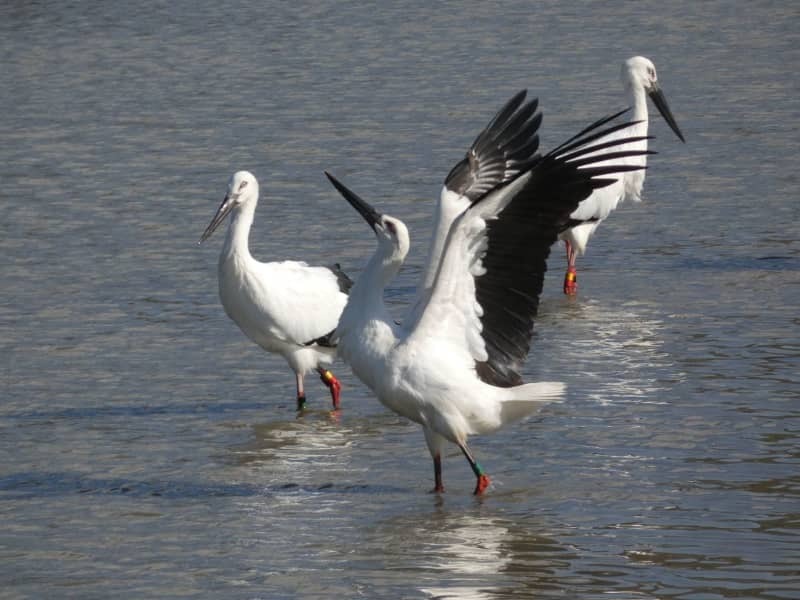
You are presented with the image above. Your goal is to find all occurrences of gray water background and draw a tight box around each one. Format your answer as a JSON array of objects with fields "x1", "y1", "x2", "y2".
[{"x1": 1, "y1": 1, "x2": 798, "y2": 598}]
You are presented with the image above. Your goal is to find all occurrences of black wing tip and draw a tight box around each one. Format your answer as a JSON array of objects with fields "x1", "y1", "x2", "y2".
[
  {"x1": 547, "y1": 107, "x2": 632, "y2": 155},
  {"x1": 303, "y1": 330, "x2": 338, "y2": 348},
  {"x1": 551, "y1": 120, "x2": 650, "y2": 160},
  {"x1": 326, "y1": 262, "x2": 354, "y2": 294},
  {"x1": 445, "y1": 90, "x2": 544, "y2": 200},
  {"x1": 508, "y1": 89, "x2": 528, "y2": 106},
  {"x1": 475, "y1": 360, "x2": 524, "y2": 388}
]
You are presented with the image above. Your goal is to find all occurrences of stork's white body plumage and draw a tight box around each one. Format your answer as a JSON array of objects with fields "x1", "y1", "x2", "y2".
[
  {"x1": 335, "y1": 203, "x2": 563, "y2": 442},
  {"x1": 327, "y1": 91, "x2": 652, "y2": 493},
  {"x1": 218, "y1": 258, "x2": 340, "y2": 372},
  {"x1": 200, "y1": 171, "x2": 350, "y2": 409},
  {"x1": 559, "y1": 56, "x2": 685, "y2": 294}
]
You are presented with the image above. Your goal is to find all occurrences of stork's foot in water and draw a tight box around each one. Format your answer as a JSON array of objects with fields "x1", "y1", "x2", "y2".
[
  {"x1": 296, "y1": 394, "x2": 307, "y2": 411},
  {"x1": 563, "y1": 267, "x2": 578, "y2": 295},
  {"x1": 318, "y1": 369, "x2": 342, "y2": 410},
  {"x1": 459, "y1": 443, "x2": 491, "y2": 495},
  {"x1": 474, "y1": 474, "x2": 491, "y2": 495}
]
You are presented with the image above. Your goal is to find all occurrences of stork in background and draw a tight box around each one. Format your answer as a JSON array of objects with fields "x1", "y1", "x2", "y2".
[
  {"x1": 560, "y1": 56, "x2": 685, "y2": 295},
  {"x1": 199, "y1": 171, "x2": 350, "y2": 411}
]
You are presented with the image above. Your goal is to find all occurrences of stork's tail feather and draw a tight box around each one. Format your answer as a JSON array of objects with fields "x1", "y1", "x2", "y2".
[{"x1": 499, "y1": 381, "x2": 564, "y2": 424}]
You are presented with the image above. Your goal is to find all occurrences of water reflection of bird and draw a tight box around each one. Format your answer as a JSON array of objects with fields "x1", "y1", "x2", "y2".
[
  {"x1": 418, "y1": 515, "x2": 512, "y2": 599},
  {"x1": 199, "y1": 171, "x2": 351, "y2": 411},
  {"x1": 374, "y1": 507, "x2": 570, "y2": 598},
  {"x1": 544, "y1": 299, "x2": 679, "y2": 405},
  {"x1": 560, "y1": 56, "x2": 685, "y2": 295},
  {"x1": 325, "y1": 90, "x2": 650, "y2": 494}
]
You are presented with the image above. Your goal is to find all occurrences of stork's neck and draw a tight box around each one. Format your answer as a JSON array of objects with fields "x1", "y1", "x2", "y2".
[
  {"x1": 336, "y1": 248, "x2": 402, "y2": 390},
  {"x1": 620, "y1": 83, "x2": 650, "y2": 201},
  {"x1": 350, "y1": 250, "x2": 402, "y2": 315},
  {"x1": 338, "y1": 247, "x2": 403, "y2": 346},
  {"x1": 625, "y1": 83, "x2": 650, "y2": 129},
  {"x1": 222, "y1": 200, "x2": 257, "y2": 260}
]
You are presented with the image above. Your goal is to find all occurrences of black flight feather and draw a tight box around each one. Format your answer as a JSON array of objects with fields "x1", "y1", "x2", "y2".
[
  {"x1": 471, "y1": 115, "x2": 653, "y2": 387},
  {"x1": 302, "y1": 263, "x2": 352, "y2": 347},
  {"x1": 444, "y1": 90, "x2": 543, "y2": 203},
  {"x1": 326, "y1": 262, "x2": 354, "y2": 294}
]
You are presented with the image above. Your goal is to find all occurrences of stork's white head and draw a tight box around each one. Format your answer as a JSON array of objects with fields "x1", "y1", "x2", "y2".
[
  {"x1": 199, "y1": 170, "x2": 260, "y2": 243},
  {"x1": 621, "y1": 56, "x2": 659, "y2": 93},
  {"x1": 373, "y1": 214, "x2": 410, "y2": 265},
  {"x1": 227, "y1": 170, "x2": 259, "y2": 204},
  {"x1": 621, "y1": 56, "x2": 685, "y2": 142}
]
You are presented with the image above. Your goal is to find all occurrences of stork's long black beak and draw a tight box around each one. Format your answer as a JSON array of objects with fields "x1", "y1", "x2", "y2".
[
  {"x1": 199, "y1": 194, "x2": 235, "y2": 243},
  {"x1": 325, "y1": 171, "x2": 382, "y2": 231},
  {"x1": 648, "y1": 85, "x2": 685, "y2": 143}
]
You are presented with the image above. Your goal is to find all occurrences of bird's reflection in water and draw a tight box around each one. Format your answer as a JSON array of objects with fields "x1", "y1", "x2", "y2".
[
  {"x1": 419, "y1": 514, "x2": 510, "y2": 599},
  {"x1": 368, "y1": 507, "x2": 574, "y2": 599},
  {"x1": 226, "y1": 411, "x2": 353, "y2": 487},
  {"x1": 533, "y1": 298, "x2": 685, "y2": 406}
]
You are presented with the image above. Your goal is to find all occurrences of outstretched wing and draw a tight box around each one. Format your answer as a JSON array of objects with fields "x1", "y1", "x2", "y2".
[
  {"x1": 409, "y1": 90, "x2": 544, "y2": 325},
  {"x1": 557, "y1": 109, "x2": 652, "y2": 227},
  {"x1": 407, "y1": 116, "x2": 654, "y2": 387},
  {"x1": 443, "y1": 90, "x2": 542, "y2": 202}
]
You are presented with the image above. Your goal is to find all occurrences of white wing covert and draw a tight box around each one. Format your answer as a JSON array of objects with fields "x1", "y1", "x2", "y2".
[{"x1": 245, "y1": 261, "x2": 351, "y2": 346}]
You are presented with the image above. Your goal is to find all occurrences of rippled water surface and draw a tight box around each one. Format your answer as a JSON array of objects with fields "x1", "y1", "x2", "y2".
[{"x1": 2, "y1": 1, "x2": 798, "y2": 598}]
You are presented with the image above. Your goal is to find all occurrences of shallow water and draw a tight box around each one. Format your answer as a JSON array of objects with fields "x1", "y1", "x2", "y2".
[{"x1": 2, "y1": 1, "x2": 799, "y2": 598}]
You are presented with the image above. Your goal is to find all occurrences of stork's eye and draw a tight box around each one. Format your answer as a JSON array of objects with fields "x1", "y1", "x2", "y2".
[
  {"x1": 385, "y1": 220, "x2": 397, "y2": 235},
  {"x1": 238, "y1": 180, "x2": 249, "y2": 191},
  {"x1": 648, "y1": 67, "x2": 656, "y2": 79}
]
